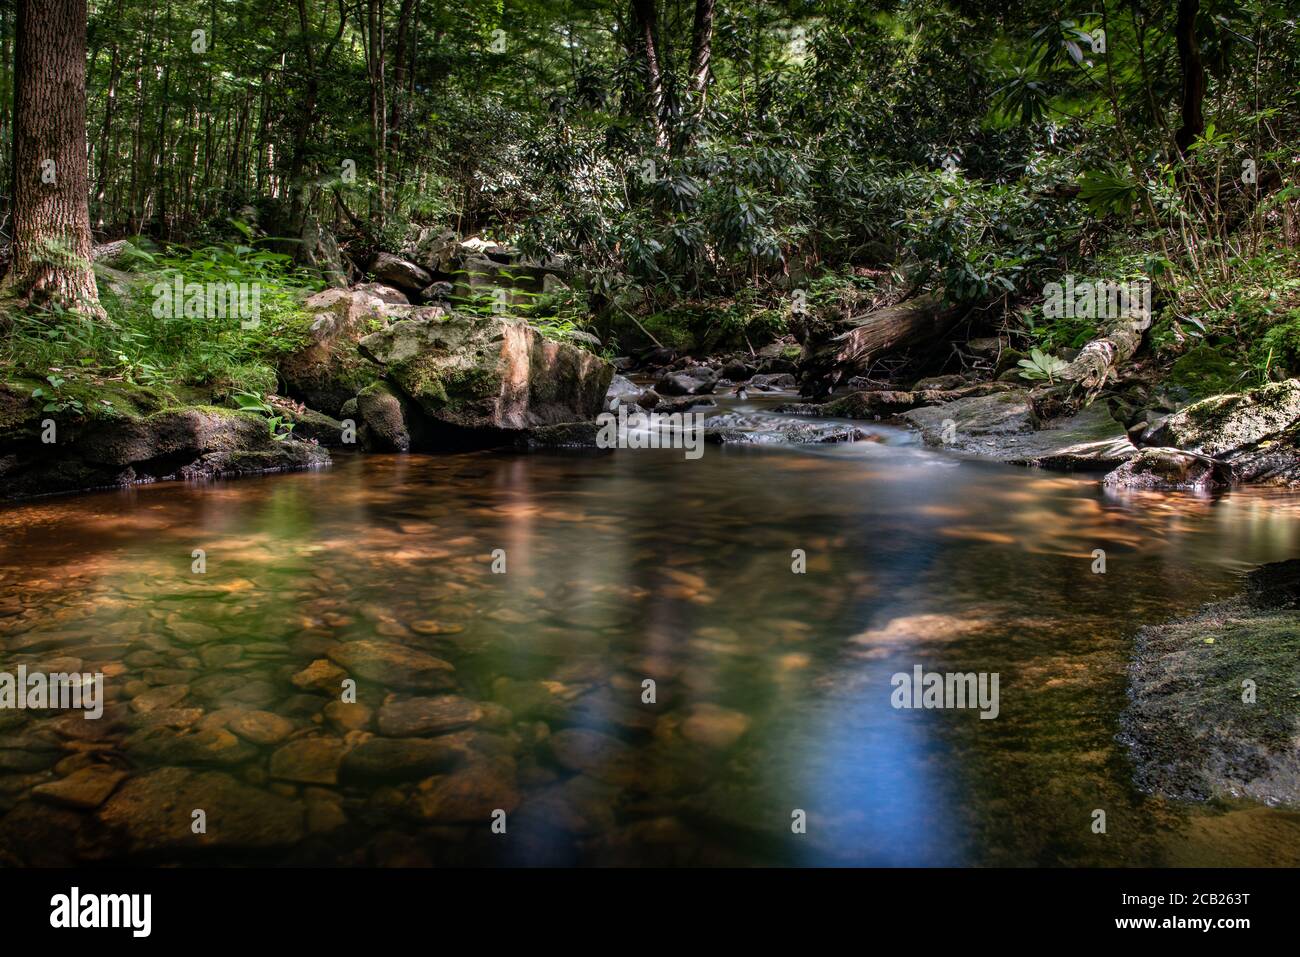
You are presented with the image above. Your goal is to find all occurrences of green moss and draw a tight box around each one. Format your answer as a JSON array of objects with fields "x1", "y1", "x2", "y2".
[
  {"x1": 1168, "y1": 344, "x2": 1245, "y2": 398},
  {"x1": 1256, "y1": 308, "x2": 1300, "y2": 376}
]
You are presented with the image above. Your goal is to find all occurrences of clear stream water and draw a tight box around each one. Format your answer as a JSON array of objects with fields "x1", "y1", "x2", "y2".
[{"x1": 1, "y1": 393, "x2": 1298, "y2": 866}]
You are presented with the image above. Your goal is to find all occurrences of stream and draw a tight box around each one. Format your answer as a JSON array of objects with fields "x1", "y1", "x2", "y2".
[{"x1": 2, "y1": 392, "x2": 1299, "y2": 866}]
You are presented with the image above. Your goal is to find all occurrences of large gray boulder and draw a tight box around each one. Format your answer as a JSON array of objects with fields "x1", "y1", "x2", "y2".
[
  {"x1": 1105, "y1": 380, "x2": 1300, "y2": 489},
  {"x1": 369, "y1": 251, "x2": 433, "y2": 294},
  {"x1": 359, "y1": 315, "x2": 613, "y2": 433}
]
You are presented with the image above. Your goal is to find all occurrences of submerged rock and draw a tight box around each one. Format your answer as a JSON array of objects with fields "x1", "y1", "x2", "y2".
[
  {"x1": 340, "y1": 737, "x2": 462, "y2": 783},
  {"x1": 1121, "y1": 560, "x2": 1300, "y2": 808},
  {"x1": 96, "y1": 767, "x2": 304, "y2": 854},
  {"x1": 377, "y1": 695, "x2": 483, "y2": 737},
  {"x1": 269, "y1": 737, "x2": 346, "y2": 785},
  {"x1": 32, "y1": 766, "x2": 127, "y2": 810},
  {"x1": 680, "y1": 704, "x2": 752, "y2": 750},
  {"x1": 328, "y1": 640, "x2": 456, "y2": 691},
  {"x1": 408, "y1": 760, "x2": 520, "y2": 822}
]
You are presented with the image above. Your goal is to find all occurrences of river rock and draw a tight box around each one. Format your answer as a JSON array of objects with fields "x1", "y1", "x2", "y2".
[
  {"x1": 377, "y1": 695, "x2": 483, "y2": 736},
  {"x1": 269, "y1": 737, "x2": 346, "y2": 785},
  {"x1": 340, "y1": 737, "x2": 462, "y2": 783},
  {"x1": 605, "y1": 374, "x2": 643, "y2": 411},
  {"x1": 31, "y1": 766, "x2": 128, "y2": 809},
  {"x1": 123, "y1": 726, "x2": 259, "y2": 766},
  {"x1": 129, "y1": 684, "x2": 190, "y2": 713},
  {"x1": 358, "y1": 314, "x2": 613, "y2": 435},
  {"x1": 750, "y1": 373, "x2": 797, "y2": 390},
  {"x1": 547, "y1": 728, "x2": 639, "y2": 785},
  {"x1": 704, "y1": 412, "x2": 867, "y2": 445},
  {"x1": 280, "y1": 287, "x2": 393, "y2": 415},
  {"x1": 296, "y1": 218, "x2": 348, "y2": 287},
  {"x1": 680, "y1": 704, "x2": 752, "y2": 749},
  {"x1": 0, "y1": 405, "x2": 330, "y2": 500},
  {"x1": 227, "y1": 710, "x2": 295, "y2": 745},
  {"x1": 408, "y1": 760, "x2": 520, "y2": 822},
  {"x1": 327, "y1": 640, "x2": 456, "y2": 691},
  {"x1": 369, "y1": 251, "x2": 433, "y2": 294},
  {"x1": 1110, "y1": 379, "x2": 1300, "y2": 488},
  {"x1": 96, "y1": 767, "x2": 304, "y2": 853},
  {"x1": 292, "y1": 658, "x2": 348, "y2": 692},
  {"x1": 323, "y1": 701, "x2": 372, "y2": 732},
  {"x1": 902, "y1": 390, "x2": 1036, "y2": 445},
  {"x1": 656, "y1": 369, "x2": 716, "y2": 396},
  {"x1": 1121, "y1": 559, "x2": 1300, "y2": 808},
  {"x1": 355, "y1": 380, "x2": 417, "y2": 452}
]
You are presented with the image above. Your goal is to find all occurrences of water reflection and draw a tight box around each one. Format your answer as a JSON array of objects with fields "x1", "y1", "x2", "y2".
[{"x1": 1, "y1": 431, "x2": 1299, "y2": 866}]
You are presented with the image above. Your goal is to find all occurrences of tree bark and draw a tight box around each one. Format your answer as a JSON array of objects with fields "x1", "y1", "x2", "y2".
[
  {"x1": 812, "y1": 293, "x2": 966, "y2": 373},
  {"x1": 631, "y1": 0, "x2": 668, "y2": 148},
  {"x1": 688, "y1": 0, "x2": 715, "y2": 101},
  {"x1": 1057, "y1": 316, "x2": 1144, "y2": 401},
  {"x1": 3, "y1": 0, "x2": 102, "y2": 316},
  {"x1": 1173, "y1": 0, "x2": 1205, "y2": 156}
]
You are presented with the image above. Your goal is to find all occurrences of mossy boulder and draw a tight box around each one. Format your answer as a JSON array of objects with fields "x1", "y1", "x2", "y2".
[
  {"x1": 280, "y1": 287, "x2": 395, "y2": 415},
  {"x1": 1110, "y1": 378, "x2": 1300, "y2": 488},
  {"x1": 0, "y1": 400, "x2": 329, "y2": 499},
  {"x1": 359, "y1": 313, "x2": 612, "y2": 433},
  {"x1": 1167, "y1": 345, "x2": 1245, "y2": 398}
]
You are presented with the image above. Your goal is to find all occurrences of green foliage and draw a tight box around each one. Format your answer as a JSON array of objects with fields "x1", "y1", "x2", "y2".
[
  {"x1": 232, "y1": 390, "x2": 296, "y2": 441},
  {"x1": 1, "y1": 241, "x2": 320, "y2": 408},
  {"x1": 1017, "y1": 347, "x2": 1069, "y2": 383}
]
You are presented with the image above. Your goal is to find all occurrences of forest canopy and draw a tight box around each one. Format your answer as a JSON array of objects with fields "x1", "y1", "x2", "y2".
[{"x1": 0, "y1": 0, "x2": 1296, "y2": 393}]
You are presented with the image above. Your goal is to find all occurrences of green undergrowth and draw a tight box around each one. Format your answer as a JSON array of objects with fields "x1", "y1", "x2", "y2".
[{"x1": 0, "y1": 240, "x2": 322, "y2": 421}]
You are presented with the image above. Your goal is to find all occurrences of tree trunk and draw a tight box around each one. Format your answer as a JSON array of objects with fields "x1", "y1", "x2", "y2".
[
  {"x1": 631, "y1": 0, "x2": 668, "y2": 149},
  {"x1": 810, "y1": 293, "x2": 967, "y2": 376},
  {"x1": 1173, "y1": 0, "x2": 1205, "y2": 156},
  {"x1": 688, "y1": 0, "x2": 715, "y2": 102},
  {"x1": 3, "y1": 0, "x2": 102, "y2": 316},
  {"x1": 1057, "y1": 317, "x2": 1144, "y2": 402}
]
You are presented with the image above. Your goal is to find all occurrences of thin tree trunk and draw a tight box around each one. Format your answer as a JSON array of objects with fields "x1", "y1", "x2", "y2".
[
  {"x1": 631, "y1": 0, "x2": 668, "y2": 148},
  {"x1": 687, "y1": 0, "x2": 715, "y2": 102},
  {"x1": 1173, "y1": 0, "x2": 1206, "y2": 155},
  {"x1": 3, "y1": 0, "x2": 102, "y2": 316}
]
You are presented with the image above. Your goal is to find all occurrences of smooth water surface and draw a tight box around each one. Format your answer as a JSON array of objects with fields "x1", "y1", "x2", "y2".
[{"x1": 2, "y1": 398, "x2": 1298, "y2": 866}]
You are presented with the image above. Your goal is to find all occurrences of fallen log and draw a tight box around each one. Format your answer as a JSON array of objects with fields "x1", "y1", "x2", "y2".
[
  {"x1": 1056, "y1": 314, "x2": 1146, "y2": 403},
  {"x1": 799, "y1": 291, "x2": 968, "y2": 394}
]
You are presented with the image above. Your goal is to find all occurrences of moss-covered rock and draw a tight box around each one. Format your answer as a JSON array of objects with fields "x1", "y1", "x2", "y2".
[
  {"x1": 355, "y1": 381, "x2": 416, "y2": 452},
  {"x1": 1121, "y1": 560, "x2": 1300, "y2": 808},
  {"x1": 1167, "y1": 344, "x2": 1246, "y2": 398},
  {"x1": 0, "y1": 402, "x2": 329, "y2": 499},
  {"x1": 280, "y1": 287, "x2": 394, "y2": 415},
  {"x1": 359, "y1": 313, "x2": 612, "y2": 433},
  {"x1": 1111, "y1": 378, "x2": 1300, "y2": 488}
]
